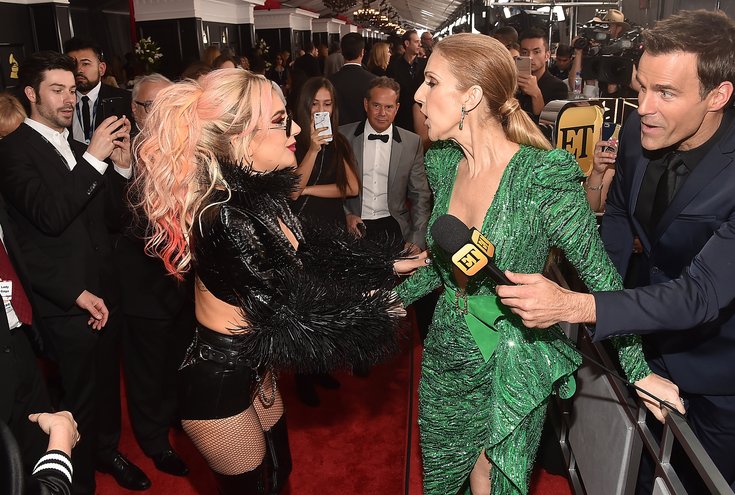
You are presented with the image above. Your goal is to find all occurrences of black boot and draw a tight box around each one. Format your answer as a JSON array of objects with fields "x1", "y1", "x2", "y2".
[
  {"x1": 264, "y1": 416, "x2": 292, "y2": 494},
  {"x1": 213, "y1": 463, "x2": 268, "y2": 495}
]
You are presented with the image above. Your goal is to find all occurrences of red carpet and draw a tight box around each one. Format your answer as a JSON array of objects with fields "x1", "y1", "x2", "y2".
[{"x1": 96, "y1": 315, "x2": 572, "y2": 494}]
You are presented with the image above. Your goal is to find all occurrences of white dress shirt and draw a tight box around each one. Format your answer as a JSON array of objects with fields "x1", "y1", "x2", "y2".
[
  {"x1": 361, "y1": 121, "x2": 392, "y2": 220},
  {"x1": 72, "y1": 81, "x2": 102, "y2": 144},
  {"x1": 24, "y1": 118, "x2": 131, "y2": 179}
]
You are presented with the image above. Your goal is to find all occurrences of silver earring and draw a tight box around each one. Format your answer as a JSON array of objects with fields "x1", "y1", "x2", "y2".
[{"x1": 459, "y1": 106, "x2": 466, "y2": 130}]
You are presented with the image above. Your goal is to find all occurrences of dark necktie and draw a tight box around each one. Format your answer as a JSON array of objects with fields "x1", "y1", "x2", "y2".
[
  {"x1": 650, "y1": 152, "x2": 688, "y2": 229},
  {"x1": 81, "y1": 95, "x2": 91, "y2": 141},
  {"x1": 0, "y1": 239, "x2": 32, "y2": 326},
  {"x1": 368, "y1": 133, "x2": 389, "y2": 143}
]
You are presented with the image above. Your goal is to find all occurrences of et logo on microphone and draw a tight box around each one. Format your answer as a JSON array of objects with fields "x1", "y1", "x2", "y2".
[
  {"x1": 451, "y1": 229, "x2": 496, "y2": 277},
  {"x1": 452, "y1": 244, "x2": 488, "y2": 276},
  {"x1": 471, "y1": 229, "x2": 495, "y2": 258}
]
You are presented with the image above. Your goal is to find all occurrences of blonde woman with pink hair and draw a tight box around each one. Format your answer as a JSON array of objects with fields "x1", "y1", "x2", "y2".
[{"x1": 134, "y1": 69, "x2": 420, "y2": 493}]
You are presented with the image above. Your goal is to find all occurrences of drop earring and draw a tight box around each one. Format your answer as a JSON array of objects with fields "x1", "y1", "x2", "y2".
[{"x1": 459, "y1": 105, "x2": 466, "y2": 130}]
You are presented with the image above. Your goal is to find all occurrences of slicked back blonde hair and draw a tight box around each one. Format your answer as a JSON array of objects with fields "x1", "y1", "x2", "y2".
[{"x1": 434, "y1": 33, "x2": 551, "y2": 150}]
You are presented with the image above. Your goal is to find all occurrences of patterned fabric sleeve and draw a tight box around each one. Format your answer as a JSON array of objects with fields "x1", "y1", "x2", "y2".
[{"x1": 533, "y1": 148, "x2": 651, "y2": 383}]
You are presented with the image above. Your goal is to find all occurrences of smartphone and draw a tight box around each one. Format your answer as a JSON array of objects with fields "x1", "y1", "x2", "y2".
[
  {"x1": 100, "y1": 96, "x2": 126, "y2": 121},
  {"x1": 601, "y1": 122, "x2": 621, "y2": 153},
  {"x1": 313, "y1": 111, "x2": 333, "y2": 142},
  {"x1": 515, "y1": 56, "x2": 532, "y2": 77}
]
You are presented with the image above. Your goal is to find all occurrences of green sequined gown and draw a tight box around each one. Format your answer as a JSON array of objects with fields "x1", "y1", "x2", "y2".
[{"x1": 395, "y1": 142, "x2": 651, "y2": 495}]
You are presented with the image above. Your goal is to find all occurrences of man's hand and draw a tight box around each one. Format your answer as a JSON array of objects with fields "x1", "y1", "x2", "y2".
[
  {"x1": 87, "y1": 116, "x2": 130, "y2": 162},
  {"x1": 110, "y1": 116, "x2": 132, "y2": 169},
  {"x1": 517, "y1": 74, "x2": 541, "y2": 98},
  {"x1": 496, "y1": 271, "x2": 596, "y2": 327},
  {"x1": 393, "y1": 250, "x2": 430, "y2": 277},
  {"x1": 634, "y1": 373, "x2": 685, "y2": 423},
  {"x1": 346, "y1": 213, "x2": 364, "y2": 237},
  {"x1": 75, "y1": 290, "x2": 109, "y2": 330}
]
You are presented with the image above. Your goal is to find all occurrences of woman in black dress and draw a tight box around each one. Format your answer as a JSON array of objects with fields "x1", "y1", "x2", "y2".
[
  {"x1": 291, "y1": 77, "x2": 360, "y2": 405},
  {"x1": 291, "y1": 77, "x2": 359, "y2": 229}
]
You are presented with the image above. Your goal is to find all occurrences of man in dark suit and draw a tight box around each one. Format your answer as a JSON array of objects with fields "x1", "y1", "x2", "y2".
[
  {"x1": 63, "y1": 37, "x2": 134, "y2": 145},
  {"x1": 116, "y1": 73, "x2": 191, "y2": 477},
  {"x1": 517, "y1": 28, "x2": 569, "y2": 121},
  {"x1": 292, "y1": 42, "x2": 321, "y2": 79},
  {"x1": 387, "y1": 30, "x2": 426, "y2": 132},
  {"x1": 0, "y1": 195, "x2": 52, "y2": 475},
  {"x1": 497, "y1": 10, "x2": 735, "y2": 489},
  {"x1": 0, "y1": 51, "x2": 150, "y2": 493},
  {"x1": 329, "y1": 33, "x2": 376, "y2": 126}
]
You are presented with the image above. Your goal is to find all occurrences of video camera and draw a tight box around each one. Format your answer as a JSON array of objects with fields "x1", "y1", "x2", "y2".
[{"x1": 576, "y1": 24, "x2": 644, "y2": 85}]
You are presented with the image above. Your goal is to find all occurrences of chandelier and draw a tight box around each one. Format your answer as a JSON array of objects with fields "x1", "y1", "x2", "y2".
[
  {"x1": 354, "y1": 0, "x2": 381, "y2": 26},
  {"x1": 324, "y1": 0, "x2": 357, "y2": 15},
  {"x1": 372, "y1": 0, "x2": 401, "y2": 31}
]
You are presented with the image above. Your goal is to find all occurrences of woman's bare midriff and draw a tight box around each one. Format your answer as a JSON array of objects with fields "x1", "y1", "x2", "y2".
[{"x1": 194, "y1": 278, "x2": 249, "y2": 333}]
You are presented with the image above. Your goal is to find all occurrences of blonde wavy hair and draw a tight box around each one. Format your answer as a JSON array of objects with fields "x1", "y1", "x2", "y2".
[
  {"x1": 367, "y1": 42, "x2": 390, "y2": 73},
  {"x1": 134, "y1": 69, "x2": 275, "y2": 278},
  {"x1": 433, "y1": 33, "x2": 551, "y2": 151}
]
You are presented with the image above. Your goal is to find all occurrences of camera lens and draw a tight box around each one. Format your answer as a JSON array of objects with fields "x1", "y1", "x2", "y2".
[{"x1": 573, "y1": 37, "x2": 589, "y2": 50}]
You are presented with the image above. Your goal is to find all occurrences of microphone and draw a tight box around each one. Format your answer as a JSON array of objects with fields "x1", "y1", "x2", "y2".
[{"x1": 431, "y1": 214, "x2": 513, "y2": 285}]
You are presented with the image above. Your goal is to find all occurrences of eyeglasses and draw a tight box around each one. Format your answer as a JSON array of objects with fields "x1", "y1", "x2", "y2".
[
  {"x1": 268, "y1": 113, "x2": 293, "y2": 137},
  {"x1": 134, "y1": 100, "x2": 154, "y2": 113}
]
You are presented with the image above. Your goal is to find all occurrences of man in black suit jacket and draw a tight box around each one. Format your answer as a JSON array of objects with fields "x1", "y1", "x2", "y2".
[
  {"x1": 0, "y1": 51, "x2": 149, "y2": 494},
  {"x1": 114, "y1": 73, "x2": 191, "y2": 477},
  {"x1": 0, "y1": 195, "x2": 53, "y2": 475},
  {"x1": 329, "y1": 33, "x2": 376, "y2": 125},
  {"x1": 386, "y1": 30, "x2": 426, "y2": 132},
  {"x1": 292, "y1": 42, "x2": 322, "y2": 79},
  {"x1": 64, "y1": 37, "x2": 134, "y2": 145},
  {"x1": 497, "y1": 11, "x2": 735, "y2": 489}
]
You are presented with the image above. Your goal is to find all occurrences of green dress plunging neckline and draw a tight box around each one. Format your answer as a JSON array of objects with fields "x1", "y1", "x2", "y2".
[{"x1": 396, "y1": 140, "x2": 651, "y2": 495}]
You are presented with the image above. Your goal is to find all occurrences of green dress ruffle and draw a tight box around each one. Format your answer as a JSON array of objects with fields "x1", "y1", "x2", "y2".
[{"x1": 396, "y1": 141, "x2": 650, "y2": 495}]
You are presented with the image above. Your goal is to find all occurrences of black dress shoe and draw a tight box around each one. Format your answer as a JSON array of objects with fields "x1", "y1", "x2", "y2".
[
  {"x1": 97, "y1": 452, "x2": 152, "y2": 491},
  {"x1": 152, "y1": 449, "x2": 189, "y2": 477}
]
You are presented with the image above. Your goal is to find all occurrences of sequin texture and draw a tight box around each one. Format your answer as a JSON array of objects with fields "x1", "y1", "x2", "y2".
[{"x1": 396, "y1": 142, "x2": 651, "y2": 494}]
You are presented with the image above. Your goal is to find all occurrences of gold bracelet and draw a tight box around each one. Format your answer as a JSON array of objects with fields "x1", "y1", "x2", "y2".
[{"x1": 584, "y1": 180, "x2": 604, "y2": 191}]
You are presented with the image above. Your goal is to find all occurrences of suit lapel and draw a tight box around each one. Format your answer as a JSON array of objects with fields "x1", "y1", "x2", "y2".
[
  {"x1": 387, "y1": 126, "x2": 403, "y2": 196},
  {"x1": 23, "y1": 124, "x2": 72, "y2": 174},
  {"x1": 630, "y1": 152, "x2": 651, "y2": 247},
  {"x1": 653, "y1": 143, "x2": 734, "y2": 243}
]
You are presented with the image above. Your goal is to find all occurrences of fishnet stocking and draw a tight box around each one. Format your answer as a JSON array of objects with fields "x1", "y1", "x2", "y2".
[
  {"x1": 253, "y1": 370, "x2": 284, "y2": 431},
  {"x1": 182, "y1": 407, "x2": 266, "y2": 475}
]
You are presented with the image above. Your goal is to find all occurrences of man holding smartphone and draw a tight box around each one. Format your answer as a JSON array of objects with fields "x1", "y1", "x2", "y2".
[
  {"x1": 517, "y1": 28, "x2": 569, "y2": 121},
  {"x1": 64, "y1": 37, "x2": 133, "y2": 145}
]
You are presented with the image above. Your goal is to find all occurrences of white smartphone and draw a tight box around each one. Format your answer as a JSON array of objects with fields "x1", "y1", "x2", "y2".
[
  {"x1": 313, "y1": 111, "x2": 333, "y2": 142},
  {"x1": 515, "y1": 56, "x2": 532, "y2": 77}
]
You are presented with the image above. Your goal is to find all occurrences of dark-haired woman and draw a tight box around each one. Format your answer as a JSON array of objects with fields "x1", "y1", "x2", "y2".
[{"x1": 290, "y1": 77, "x2": 360, "y2": 405}]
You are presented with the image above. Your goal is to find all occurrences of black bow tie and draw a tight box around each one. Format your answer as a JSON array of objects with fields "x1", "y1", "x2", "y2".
[{"x1": 368, "y1": 133, "x2": 389, "y2": 143}]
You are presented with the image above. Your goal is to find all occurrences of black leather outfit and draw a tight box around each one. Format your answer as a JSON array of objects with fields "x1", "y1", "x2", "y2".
[{"x1": 180, "y1": 162, "x2": 403, "y2": 419}]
